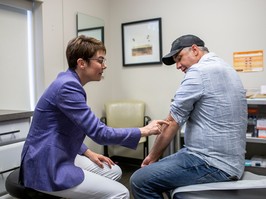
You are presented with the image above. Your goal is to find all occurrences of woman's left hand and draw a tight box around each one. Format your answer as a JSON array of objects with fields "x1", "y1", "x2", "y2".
[{"x1": 84, "y1": 149, "x2": 115, "y2": 168}]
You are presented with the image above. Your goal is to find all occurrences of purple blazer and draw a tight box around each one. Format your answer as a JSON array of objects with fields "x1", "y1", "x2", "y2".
[{"x1": 20, "y1": 69, "x2": 141, "y2": 191}]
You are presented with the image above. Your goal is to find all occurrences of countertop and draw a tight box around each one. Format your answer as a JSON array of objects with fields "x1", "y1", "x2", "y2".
[{"x1": 0, "y1": 110, "x2": 33, "y2": 122}]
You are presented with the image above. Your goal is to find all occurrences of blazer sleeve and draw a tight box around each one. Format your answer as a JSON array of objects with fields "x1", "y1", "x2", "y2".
[
  {"x1": 78, "y1": 143, "x2": 88, "y2": 155},
  {"x1": 56, "y1": 80, "x2": 141, "y2": 149}
]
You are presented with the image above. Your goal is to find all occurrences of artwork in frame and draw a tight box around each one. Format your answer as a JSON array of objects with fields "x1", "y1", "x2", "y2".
[
  {"x1": 122, "y1": 18, "x2": 162, "y2": 66},
  {"x1": 77, "y1": 26, "x2": 104, "y2": 43}
]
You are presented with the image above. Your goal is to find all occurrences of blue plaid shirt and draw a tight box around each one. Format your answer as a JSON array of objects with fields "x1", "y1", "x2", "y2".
[{"x1": 170, "y1": 52, "x2": 247, "y2": 179}]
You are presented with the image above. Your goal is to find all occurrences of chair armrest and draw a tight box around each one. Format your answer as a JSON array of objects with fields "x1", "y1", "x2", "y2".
[
  {"x1": 100, "y1": 117, "x2": 106, "y2": 124},
  {"x1": 144, "y1": 116, "x2": 151, "y2": 125}
]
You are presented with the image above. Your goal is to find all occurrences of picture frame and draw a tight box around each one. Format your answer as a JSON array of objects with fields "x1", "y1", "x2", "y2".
[
  {"x1": 77, "y1": 26, "x2": 104, "y2": 43},
  {"x1": 121, "y1": 18, "x2": 162, "y2": 66}
]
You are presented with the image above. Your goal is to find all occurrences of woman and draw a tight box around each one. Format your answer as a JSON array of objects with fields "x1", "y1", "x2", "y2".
[{"x1": 20, "y1": 35, "x2": 167, "y2": 199}]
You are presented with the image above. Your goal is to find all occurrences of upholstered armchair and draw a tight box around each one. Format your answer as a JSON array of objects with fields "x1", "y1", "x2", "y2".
[{"x1": 100, "y1": 100, "x2": 151, "y2": 159}]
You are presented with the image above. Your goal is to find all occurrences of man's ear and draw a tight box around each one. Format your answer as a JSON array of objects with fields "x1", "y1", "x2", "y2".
[{"x1": 191, "y1": 44, "x2": 200, "y2": 56}]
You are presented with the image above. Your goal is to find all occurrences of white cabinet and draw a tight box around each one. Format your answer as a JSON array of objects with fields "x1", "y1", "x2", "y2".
[
  {"x1": 0, "y1": 119, "x2": 30, "y2": 145},
  {"x1": 0, "y1": 110, "x2": 32, "y2": 197}
]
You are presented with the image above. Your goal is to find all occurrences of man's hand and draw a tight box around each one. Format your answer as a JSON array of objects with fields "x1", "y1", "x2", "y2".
[
  {"x1": 83, "y1": 149, "x2": 115, "y2": 168},
  {"x1": 141, "y1": 155, "x2": 157, "y2": 167}
]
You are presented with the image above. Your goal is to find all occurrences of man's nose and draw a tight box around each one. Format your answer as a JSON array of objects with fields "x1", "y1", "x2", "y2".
[{"x1": 176, "y1": 62, "x2": 182, "y2": 69}]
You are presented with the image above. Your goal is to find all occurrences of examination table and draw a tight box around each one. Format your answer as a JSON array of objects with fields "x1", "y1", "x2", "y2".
[{"x1": 171, "y1": 169, "x2": 266, "y2": 199}]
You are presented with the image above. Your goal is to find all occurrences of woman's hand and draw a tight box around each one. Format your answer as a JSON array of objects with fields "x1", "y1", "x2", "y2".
[
  {"x1": 139, "y1": 120, "x2": 169, "y2": 137},
  {"x1": 83, "y1": 149, "x2": 115, "y2": 168}
]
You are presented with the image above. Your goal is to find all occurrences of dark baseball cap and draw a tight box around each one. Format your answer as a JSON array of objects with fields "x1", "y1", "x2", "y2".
[{"x1": 162, "y1": 34, "x2": 205, "y2": 65}]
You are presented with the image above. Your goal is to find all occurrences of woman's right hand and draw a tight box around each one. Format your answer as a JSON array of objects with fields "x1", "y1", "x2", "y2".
[{"x1": 139, "y1": 120, "x2": 169, "y2": 137}]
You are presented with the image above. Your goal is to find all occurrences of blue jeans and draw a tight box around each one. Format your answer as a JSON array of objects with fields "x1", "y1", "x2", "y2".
[{"x1": 130, "y1": 150, "x2": 232, "y2": 199}]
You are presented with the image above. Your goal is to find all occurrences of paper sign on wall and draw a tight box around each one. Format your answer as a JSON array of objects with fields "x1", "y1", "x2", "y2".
[{"x1": 233, "y1": 50, "x2": 264, "y2": 72}]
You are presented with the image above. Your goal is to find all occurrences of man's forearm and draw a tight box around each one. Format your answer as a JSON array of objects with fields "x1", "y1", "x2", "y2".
[{"x1": 148, "y1": 118, "x2": 179, "y2": 160}]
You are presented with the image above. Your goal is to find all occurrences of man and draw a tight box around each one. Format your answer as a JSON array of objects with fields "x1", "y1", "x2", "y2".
[
  {"x1": 130, "y1": 34, "x2": 247, "y2": 199},
  {"x1": 20, "y1": 35, "x2": 168, "y2": 199}
]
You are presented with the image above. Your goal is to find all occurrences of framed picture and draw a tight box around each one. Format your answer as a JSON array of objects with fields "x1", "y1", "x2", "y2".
[
  {"x1": 122, "y1": 18, "x2": 162, "y2": 66},
  {"x1": 77, "y1": 26, "x2": 104, "y2": 43}
]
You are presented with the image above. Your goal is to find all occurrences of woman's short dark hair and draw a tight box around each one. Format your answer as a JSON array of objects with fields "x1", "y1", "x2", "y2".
[{"x1": 66, "y1": 35, "x2": 106, "y2": 70}]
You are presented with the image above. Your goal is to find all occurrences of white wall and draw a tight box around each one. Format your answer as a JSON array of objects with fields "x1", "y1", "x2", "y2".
[{"x1": 40, "y1": 0, "x2": 266, "y2": 156}]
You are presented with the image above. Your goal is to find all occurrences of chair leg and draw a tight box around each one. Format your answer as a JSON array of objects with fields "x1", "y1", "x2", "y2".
[
  {"x1": 104, "y1": 145, "x2": 109, "y2": 157},
  {"x1": 143, "y1": 138, "x2": 149, "y2": 158}
]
